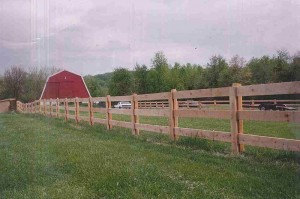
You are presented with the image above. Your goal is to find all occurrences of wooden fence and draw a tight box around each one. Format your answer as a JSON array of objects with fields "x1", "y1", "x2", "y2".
[
  {"x1": 17, "y1": 81, "x2": 300, "y2": 154},
  {"x1": 0, "y1": 98, "x2": 16, "y2": 113}
]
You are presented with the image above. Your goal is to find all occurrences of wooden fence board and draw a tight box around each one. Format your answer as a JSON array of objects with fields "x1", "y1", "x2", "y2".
[
  {"x1": 76, "y1": 98, "x2": 89, "y2": 102},
  {"x1": 174, "y1": 87, "x2": 230, "y2": 99},
  {"x1": 135, "y1": 123, "x2": 169, "y2": 134},
  {"x1": 175, "y1": 127, "x2": 231, "y2": 142},
  {"x1": 237, "y1": 81, "x2": 300, "y2": 96},
  {"x1": 67, "y1": 115, "x2": 76, "y2": 120},
  {"x1": 93, "y1": 108, "x2": 106, "y2": 113},
  {"x1": 94, "y1": 118, "x2": 107, "y2": 124},
  {"x1": 79, "y1": 107, "x2": 90, "y2": 112},
  {"x1": 68, "y1": 107, "x2": 76, "y2": 111},
  {"x1": 135, "y1": 109, "x2": 169, "y2": 117},
  {"x1": 175, "y1": 110, "x2": 230, "y2": 119},
  {"x1": 239, "y1": 134, "x2": 300, "y2": 152},
  {"x1": 238, "y1": 110, "x2": 300, "y2": 122},
  {"x1": 110, "y1": 120, "x2": 132, "y2": 129},
  {"x1": 81, "y1": 116, "x2": 90, "y2": 122},
  {"x1": 109, "y1": 108, "x2": 132, "y2": 115},
  {"x1": 136, "y1": 92, "x2": 169, "y2": 101},
  {"x1": 110, "y1": 96, "x2": 132, "y2": 102},
  {"x1": 92, "y1": 97, "x2": 106, "y2": 101}
]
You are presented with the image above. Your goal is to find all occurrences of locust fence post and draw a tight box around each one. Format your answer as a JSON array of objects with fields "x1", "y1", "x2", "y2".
[
  {"x1": 75, "y1": 97, "x2": 79, "y2": 123},
  {"x1": 43, "y1": 99, "x2": 46, "y2": 115},
  {"x1": 65, "y1": 98, "x2": 68, "y2": 121},
  {"x1": 39, "y1": 100, "x2": 41, "y2": 113},
  {"x1": 35, "y1": 101, "x2": 38, "y2": 113},
  {"x1": 49, "y1": 98, "x2": 53, "y2": 117},
  {"x1": 56, "y1": 98, "x2": 59, "y2": 117},
  {"x1": 237, "y1": 84, "x2": 244, "y2": 152},
  {"x1": 169, "y1": 89, "x2": 178, "y2": 141},
  {"x1": 131, "y1": 93, "x2": 139, "y2": 135},
  {"x1": 106, "y1": 95, "x2": 112, "y2": 130},
  {"x1": 89, "y1": 97, "x2": 94, "y2": 126},
  {"x1": 230, "y1": 83, "x2": 243, "y2": 154}
]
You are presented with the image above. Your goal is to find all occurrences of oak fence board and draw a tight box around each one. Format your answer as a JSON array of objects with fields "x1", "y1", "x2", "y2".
[
  {"x1": 110, "y1": 96, "x2": 132, "y2": 102},
  {"x1": 238, "y1": 110, "x2": 300, "y2": 122},
  {"x1": 175, "y1": 110, "x2": 231, "y2": 119},
  {"x1": 109, "y1": 108, "x2": 132, "y2": 115},
  {"x1": 175, "y1": 127, "x2": 231, "y2": 142},
  {"x1": 136, "y1": 92, "x2": 169, "y2": 101},
  {"x1": 93, "y1": 108, "x2": 107, "y2": 113},
  {"x1": 92, "y1": 97, "x2": 106, "y2": 101},
  {"x1": 135, "y1": 109, "x2": 170, "y2": 117},
  {"x1": 237, "y1": 81, "x2": 300, "y2": 96},
  {"x1": 239, "y1": 134, "x2": 300, "y2": 152},
  {"x1": 110, "y1": 120, "x2": 132, "y2": 128},
  {"x1": 94, "y1": 118, "x2": 107, "y2": 124},
  {"x1": 135, "y1": 123, "x2": 169, "y2": 134},
  {"x1": 174, "y1": 87, "x2": 230, "y2": 99}
]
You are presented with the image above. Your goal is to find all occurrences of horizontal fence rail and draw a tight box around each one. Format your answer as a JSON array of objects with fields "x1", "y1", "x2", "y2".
[{"x1": 17, "y1": 81, "x2": 300, "y2": 154}]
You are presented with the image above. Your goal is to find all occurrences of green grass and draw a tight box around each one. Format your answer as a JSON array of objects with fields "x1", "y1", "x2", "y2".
[{"x1": 0, "y1": 113, "x2": 299, "y2": 198}]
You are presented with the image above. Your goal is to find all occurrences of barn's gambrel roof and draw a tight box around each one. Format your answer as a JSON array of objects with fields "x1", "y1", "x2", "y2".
[{"x1": 40, "y1": 70, "x2": 91, "y2": 100}]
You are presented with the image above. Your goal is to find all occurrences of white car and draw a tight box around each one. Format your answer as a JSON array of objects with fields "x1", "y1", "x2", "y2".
[{"x1": 114, "y1": 101, "x2": 131, "y2": 109}]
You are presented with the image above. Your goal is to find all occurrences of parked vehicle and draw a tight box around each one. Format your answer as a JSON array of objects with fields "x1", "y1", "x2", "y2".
[
  {"x1": 258, "y1": 103, "x2": 296, "y2": 111},
  {"x1": 114, "y1": 101, "x2": 131, "y2": 109}
]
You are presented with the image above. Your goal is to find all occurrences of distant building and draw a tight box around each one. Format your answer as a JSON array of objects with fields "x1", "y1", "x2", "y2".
[{"x1": 40, "y1": 70, "x2": 91, "y2": 99}]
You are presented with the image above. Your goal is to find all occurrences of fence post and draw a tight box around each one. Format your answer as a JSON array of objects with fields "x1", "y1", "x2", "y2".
[
  {"x1": 169, "y1": 89, "x2": 178, "y2": 141},
  {"x1": 230, "y1": 83, "x2": 243, "y2": 154},
  {"x1": 39, "y1": 100, "x2": 41, "y2": 113},
  {"x1": 34, "y1": 100, "x2": 38, "y2": 113},
  {"x1": 56, "y1": 98, "x2": 59, "y2": 117},
  {"x1": 43, "y1": 99, "x2": 46, "y2": 115},
  {"x1": 106, "y1": 95, "x2": 112, "y2": 130},
  {"x1": 49, "y1": 98, "x2": 52, "y2": 117},
  {"x1": 65, "y1": 98, "x2": 68, "y2": 121},
  {"x1": 131, "y1": 93, "x2": 139, "y2": 135},
  {"x1": 89, "y1": 97, "x2": 94, "y2": 126},
  {"x1": 75, "y1": 97, "x2": 79, "y2": 123},
  {"x1": 237, "y1": 87, "x2": 244, "y2": 153}
]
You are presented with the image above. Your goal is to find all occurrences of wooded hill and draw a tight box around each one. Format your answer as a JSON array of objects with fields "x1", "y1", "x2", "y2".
[
  {"x1": 85, "y1": 50, "x2": 300, "y2": 97},
  {"x1": 1, "y1": 50, "x2": 299, "y2": 102}
]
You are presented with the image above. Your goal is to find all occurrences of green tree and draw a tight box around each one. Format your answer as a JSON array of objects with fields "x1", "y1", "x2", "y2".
[
  {"x1": 288, "y1": 52, "x2": 300, "y2": 81},
  {"x1": 247, "y1": 56, "x2": 274, "y2": 84},
  {"x1": 84, "y1": 75, "x2": 103, "y2": 97},
  {"x1": 272, "y1": 50, "x2": 290, "y2": 82},
  {"x1": 0, "y1": 76, "x2": 4, "y2": 99},
  {"x1": 23, "y1": 67, "x2": 61, "y2": 102},
  {"x1": 3, "y1": 66, "x2": 27, "y2": 100},
  {"x1": 169, "y1": 62, "x2": 184, "y2": 90},
  {"x1": 228, "y1": 55, "x2": 251, "y2": 85},
  {"x1": 205, "y1": 55, "x2": 229, "y2": 87},
  {"x1": 150, "y1": 51, "x2": 170, "y2": 92},
  {"x1": 133, "y1": 64, "x2": 149, "y2": 94},
  {"x1": 109, "y1": 68, "x2": 134, "y2": 96}
]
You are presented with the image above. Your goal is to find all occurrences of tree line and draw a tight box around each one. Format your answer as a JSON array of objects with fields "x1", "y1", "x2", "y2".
[
  {"x1": 0, "y1": 50, "x2": 299, "y2": 101},
  {"x1": 107, "y1": 50, "x2": 300, "y2": 96},
  {"x1": 0, "y1": 67, "x2": 61, "y2": 102}
]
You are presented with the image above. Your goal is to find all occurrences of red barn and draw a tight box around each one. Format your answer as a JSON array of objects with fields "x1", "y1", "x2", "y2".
[{"x1": 40, "y1": 70, "x2": 91, "y2": 99}]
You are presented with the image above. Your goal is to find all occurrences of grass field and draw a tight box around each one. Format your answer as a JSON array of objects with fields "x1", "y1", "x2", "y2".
[{"x1": 0, "y1": 113, "x2": 299, "y2": 198}]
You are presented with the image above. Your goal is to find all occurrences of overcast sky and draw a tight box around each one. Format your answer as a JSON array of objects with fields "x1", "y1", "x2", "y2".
[{"x1": 0, "y1": 0, "x2": 299, "y2": 76}]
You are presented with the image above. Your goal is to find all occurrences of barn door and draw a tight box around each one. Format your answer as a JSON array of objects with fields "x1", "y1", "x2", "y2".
[{"x1": 59, "y1": 81, "x2": 74, "y2": 98}]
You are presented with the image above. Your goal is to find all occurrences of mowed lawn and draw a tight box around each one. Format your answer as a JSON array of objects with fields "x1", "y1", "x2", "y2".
[{"x1": 0, "y1": 113, "x2": 299, "y2": 198}]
